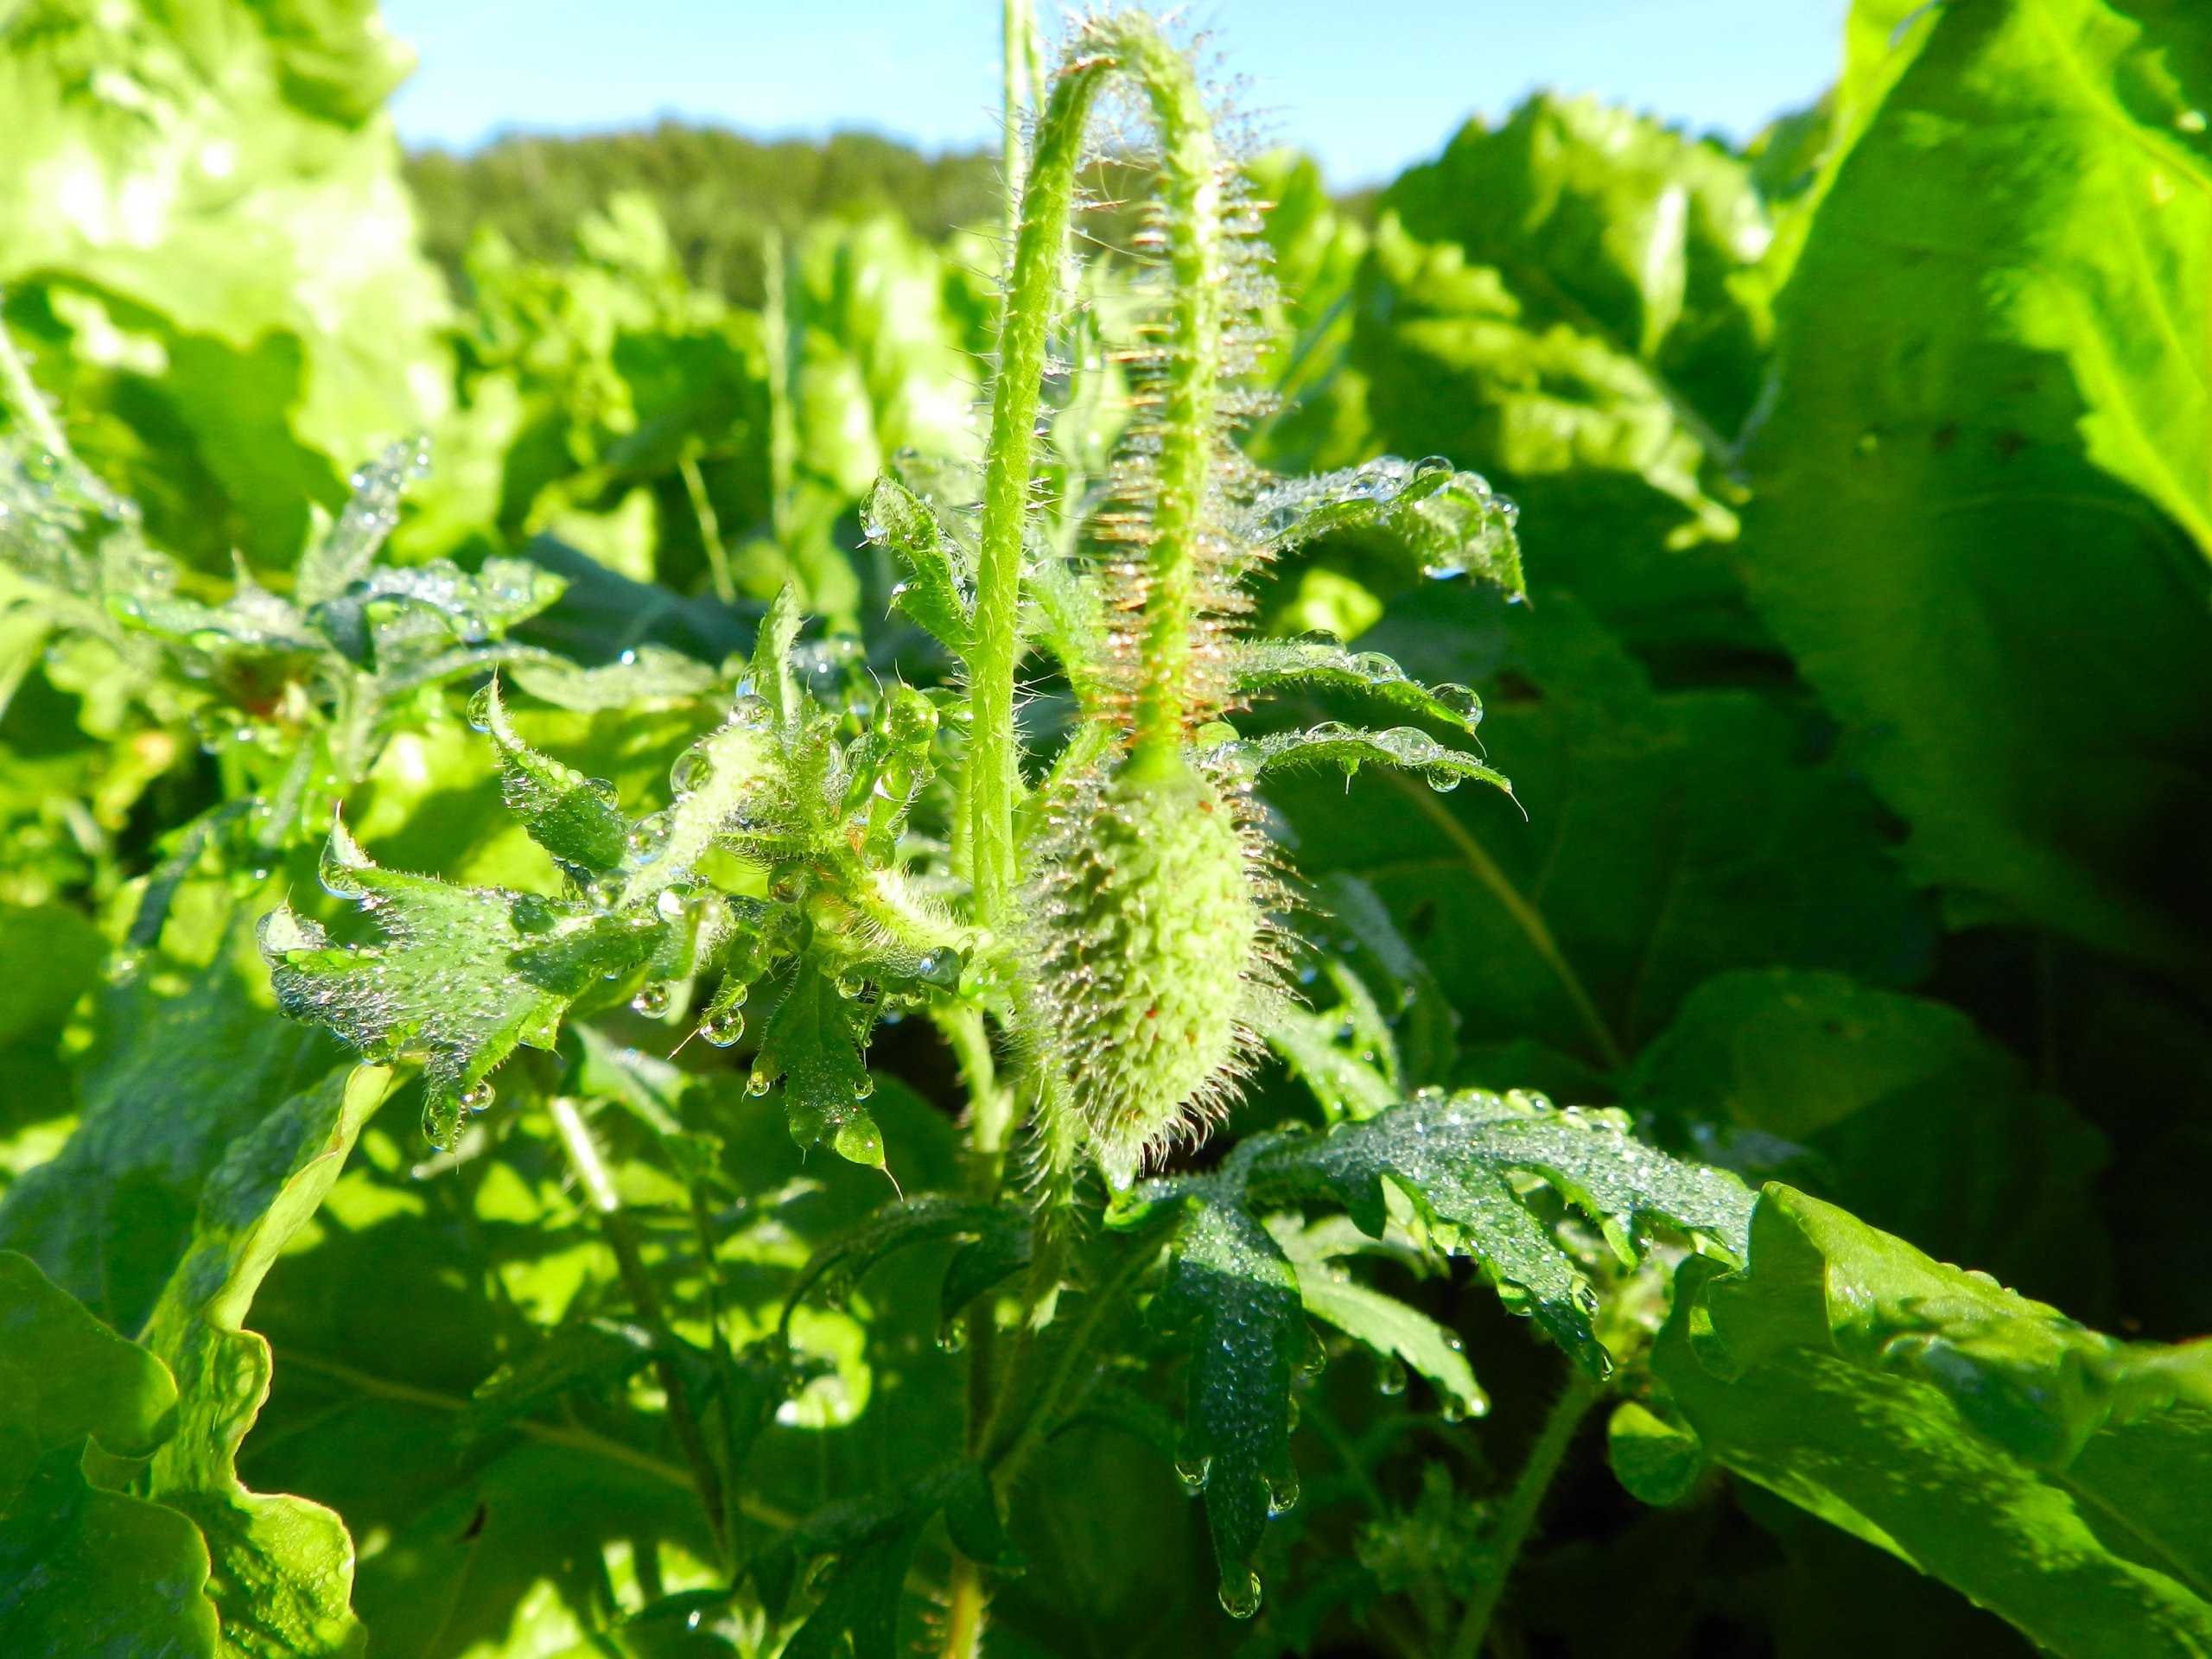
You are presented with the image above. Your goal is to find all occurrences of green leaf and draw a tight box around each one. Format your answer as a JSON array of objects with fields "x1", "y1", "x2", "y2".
[
  {"x1": 0, "y1": 885, "x2": 338, "y2": 1332},
  {"x1": 861, "y1": 474, "x2": 976, "y2": 656},
  {"x1": 1128, "y1": 1143, "x2": 1309, "y2": 1618},
  {"x1": 453, "y1": 1319, "x2": 660, "y2": 1445},
  {"x1": 1262, "y1": 1000, "x2": 1401, "y2": 1124},
  {"x1": 259, "y1": 820, "x2": 580, "y2": 1146},
  {"x1": 141, "y1": 1063, "x2": 397, "y2": 1659},
  {"x1": 1351, "y1": 92, "x2": 1774, "y2": 665},
  {"x1": 753, "y1": 1462, "x2": 1014, "y2": 1659},
  {"x1": 1217, "y1": 722, "x2": 1512, "y2": 797},
  {"x1": 1655, "y1": 1185, "x2": 2212, "y2": 1659},
  {"x1": 505, "y1": 645, "x2": 717, "y2": 713},
  {"x1": 1605, "y1": 1400, "x2": 1705, "y2": 1507},
  {"x1": 1739, "y1": 0, "x2": 2212, "y2": 995},
  {"x1": 1275, "y1": 588, "x2": 1932, "y2": 1065},
  {"x1": 1269, "y1": 1215, "x2": 1484, "y2": 1419},
  {"x1": 296, "y1": 441, "x2": 431, "y2": 608},
  {"x1": 1230, "y1": 638, "x2": 1484, "y2": 741},
  {"x1": 476, "y1": 677, "x2": 631, "y2": 875},
  {"x1": 783, "y1": 1197, "x2": 1024, "y2": 1330},
  {"x1": 1244, "y1": 457, "x2": 1524, "y2": 594},
  {"x1": 1634, "y1": 969, "x2": 2111, "y2": 1310},
  {"x1": 0, "y1": 1250, "x2": 218, "y2": 1658},
  {"x1": 751, "y1": 950, "x2": 879, "y2": 1162},
  {"x1": 1255, "y1": 1088, "x2": 1752, "y2": 1375}
]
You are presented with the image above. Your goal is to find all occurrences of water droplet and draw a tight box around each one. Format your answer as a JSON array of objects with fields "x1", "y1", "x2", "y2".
[
  {"x1": 655, "y1": 887, "x2": 687, "y2": 921},
  {"x1": 626, "y1": 812, "x2": 671, "y2": 863},
  {"x1": 935, "y1": 1320, "x2": 967, "y2": 1354},
  {"x1": 103, "y1": 949, "x2": 145, "y2": 984},
  {"x1": 854, "y1": 1075, "x2": 875, "y2": 1100},
  {"x1": 1424, "y1": 767, "x2": 1463, "y2": 793},
  {"x1": 746, "y1": 1069, "x2": 772, "y2": 1096},
  {"x1": 769, "y1": 868, "x2": 804, "y2": 904},
  {"x1": 466, "y1": 683, "x2": 496, "y2": 732},
  {"x1": 832, "y1": 1116, "x2": 883, "y2": 1167},
  {"x1": 700, "y1": 1007, "x2": 746, "y2": 1047},
  {"x1": 834, "y1": 972, "x2": 865, "y2": 1000},
  {"x1": 1175, "y1": 1454, "x2": 1212, "y2": 1492},
  {"x1": 460, "y1": 1080, "x2": 496, "y2": 1115},
  {"x1": 1217, "y1": 1572, "x2": 1262, "y2": 1619},
  {"x1": 670, "y1": 745, "x2": 714, "y2": 796},
  {"x1": 1440, "y1": 1396, "x2": 1471, "y2": 1425},
  {"x1": 632, "y1": 983, "x2": 671, "y2": 1018},
  {"x1": 914, "y1": 946, "x2": 962, "y2": 988},
  {"x1": 1266, "y1": 1473, "x2": 1300, "y2": 1516},
  {"x1": 1376, "y1": 1357, "x2": 1408, "y2": 1396},
  {"x1": 729, "y1": 694, "x2": 772, "y2": 729}
]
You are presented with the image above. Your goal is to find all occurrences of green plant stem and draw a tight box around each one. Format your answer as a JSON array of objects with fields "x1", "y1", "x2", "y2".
[
  {"x1": 550, "y1": 1095, "x2": 731, "y2": 1571},
  {"x1": 678, "y1": 448, "x2": 736, "y2": 604},
  {"x1": 942, "y1": 1553, "x2": 989, "y2": 1659},
  {"x1": 1447, "y1": 1372, "x2": 1604, "y2": 1659}
]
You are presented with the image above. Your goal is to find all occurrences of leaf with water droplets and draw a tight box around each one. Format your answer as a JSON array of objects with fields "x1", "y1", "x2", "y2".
[
  {"x1": 1119, "y1": 1140, "x2": 1309, "y2": 1618},
  {"x1": 474, "y1": 677, "x2": 630, "y2": 875},
  {"x1": 1230, "y1": 639, "x2": 1484, "y2": 741},
  {"x1": 257, "y1": 817, "x2": 573, "y2": 1145},
  {"x1": 1255, "y1": 1089, "x2": 1752, "y2": 1376},
  {"x1": 1270, "y1": 1215, "x2": 1485, "y2": 1420},
  {"x1": 1243, "y1": 456, "x2": 1523, "y2": 594},
  {"x1": 296, "y1": 438, "x2": 431, "y2": 607},
  {"x1": 862, "y1": 474, "x2": 975, "y2": 657},
  {"x1": 751, "y1": 950, "x2": 879, "y2": 1162},
  {"x1": 1217, "y1": 723, "x2": 1512, "y2": 798},
  {"x1": 506, "y1": 645, "x2": 717, "y2": 712},
  {"x1": 452, "y1": 1319, "x2": 661, "y2": 1446}
]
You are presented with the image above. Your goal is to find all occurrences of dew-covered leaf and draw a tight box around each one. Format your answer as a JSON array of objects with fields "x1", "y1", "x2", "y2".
[
  {"x1": 1244, "y1": 457, "x2": 1524, "y2": 595},
  {"x1": 0, "y1": 1250, "x2": 217, "y2": 1659},
  {"x1": 1217, "y1": 722, "x2": 1512, "y2": 797},
  {"x1": 1656, "y1": 1185, "x2": 2212, "y2": 1659},
  {"x1": 752, "y1": 951, "x2": 880, "y2": 1164},
  {"x1": 1255, "y1": 1089, "x2": 1751, "y2": 1376},
  {"x1": 1121, "y1": 1142, "x2": 1310, "y2": 1618},
  {"x1": 1270, "y1": 1216, "x2": 1483, "y2": 1419},
  {"x1": 296, "y1": 440, "x2": 432, "y2": 609},
  {"x1": 259, "y1": 819, "x2": 582, "y2": 1146},
  {"x1": 862, "y1": 474, "x2": 975, "y2": 657},
  {"x1": 506, "y1": 645, "x2": 717, "y2": 712},
  {"x1": 474, "y1": 677, "x2": 630, "y2": 875},
  {"x1": 141, "y1": 1063, "x2": 396, "y2": 1659},
  {"x1": 1262, "y1": 1000, "x2": 1400, "y2": 1123},
  {"x1": 1230, "y1": 638, "x2": 1484, "y2": 741}
]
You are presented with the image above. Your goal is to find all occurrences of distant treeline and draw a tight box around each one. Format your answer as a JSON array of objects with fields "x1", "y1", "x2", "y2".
[{"x1": 405, "y1": 124, "x2": 1003, "y2": 303}]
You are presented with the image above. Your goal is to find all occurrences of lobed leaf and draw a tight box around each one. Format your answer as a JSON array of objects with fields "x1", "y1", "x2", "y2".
[
  {"x1": 1255, "y1": 1088, "x2": 1752, "y2": 1375},
  {"x1": 1244, "y1": 456, "x2": 1525, "y2": 595},
  {"x1": 0, "y1": 1252, "x2": 216, "y2": 1659},
  {"x1": 141, "y1": 1063, "x2": 397, "y2": 1659},
  {"x1": 1230, "y1": 637, "x2": 1484, "y2": 741},
  {"x1": 474, "y1": 677, "x2": 631, "y2": 875},
  {"x1": 1217, "y1": 721, "x2": 1512, "y2": 797},
  {"x1": 1270, "y1": 1216, "x2": 1483, "y2": 1418},
  {"x1": 862, "y1": 474, "x2": 976, "y2": 656}
]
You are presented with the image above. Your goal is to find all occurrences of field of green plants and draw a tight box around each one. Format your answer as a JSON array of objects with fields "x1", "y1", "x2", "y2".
[{"x1": 3, "y1": 1, "x2": 2211, "y2": 1656}]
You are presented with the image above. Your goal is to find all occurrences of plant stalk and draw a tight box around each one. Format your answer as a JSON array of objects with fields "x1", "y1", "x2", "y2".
[
  {"x1": 1447, "y1": 1371, "x2": 1603, "y2": 1659},
  {"x1": 0, "y1": 311, "x2": 71, "y2": 459},
  {"x1": 550, "y1": 1096, "x2": 731, "y2": 1571}
]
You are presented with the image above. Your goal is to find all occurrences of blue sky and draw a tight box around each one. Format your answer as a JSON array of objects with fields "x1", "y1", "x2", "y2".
[{"x1": 381, "y1": 1, "x2": 1849, "y2": 188}]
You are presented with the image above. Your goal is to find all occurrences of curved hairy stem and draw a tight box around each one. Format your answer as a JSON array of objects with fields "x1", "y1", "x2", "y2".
[
  {"x1": 1448, "y1": 1371, "x2": 1604, "y2": 1659},
  {"x1": 969, "y1": 14, "x2": 1228, "y2": 922}
]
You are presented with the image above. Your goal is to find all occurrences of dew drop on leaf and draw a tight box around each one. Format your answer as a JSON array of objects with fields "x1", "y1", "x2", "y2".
[
  {"x1": 466, "y1": 683, "x2": 495, "y2": 732},
  {"x1": 746, "y1": 1069, "x2": 772, "y2": 1097},
  {"x1": 854, "y1": 1075, "x2": 875, "y2": 1101},
  {"x1": 632, "y1": 983, "x2": 671, "y2": 1018},
  {"x1": 460, "y1": 1080, "x2": 495, "y2": 1114},
  {"x1": 915, "y1": 946, "x2": 962, "y2": 987},
  {"x1": 1217, "y1": 1571, "x2": 1262, "y2": 1619},
  {"x1": 700, "y1": 1007, "x2": 746, "y2": 1047},
  {"x1": 1175, "y1": 1453, "x2": 1212, "y2": 1492},
  {"x1": 1266, "y1": 1473, "x2": 1300, "y2": 1516},
  {"x1": 1376, "y1": 1356, "x2": 1408, "y2": 1396},
  {"x1": 670, "y1": 745, "x2": 713, "y2": 796},
  {"x1": 626, "y1": 812, "x2": 671, "y2": 863}
]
